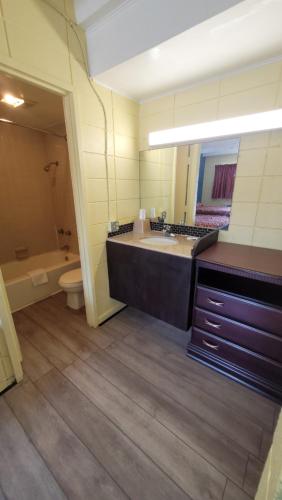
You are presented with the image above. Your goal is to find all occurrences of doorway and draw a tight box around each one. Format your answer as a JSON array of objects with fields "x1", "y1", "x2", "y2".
[{"x1": 0, "y1": 71, "x2": 94, "y2": 389}]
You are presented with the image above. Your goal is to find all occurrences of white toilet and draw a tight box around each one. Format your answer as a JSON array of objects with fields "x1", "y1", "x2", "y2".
[{"x1": 58, "y1": 267, "x2": 84, "y2": 310}]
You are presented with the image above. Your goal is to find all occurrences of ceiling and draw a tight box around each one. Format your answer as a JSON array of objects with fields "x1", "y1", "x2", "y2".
[
  {"x1": 0, "y1": 73, "x2": 65, "y2": 132},
  {"x1": 75, "y1": 0, "x2": 242, "y2": 76},
  {"x1": 94, "y1": 0, "x2": 282, "y2": 101}
]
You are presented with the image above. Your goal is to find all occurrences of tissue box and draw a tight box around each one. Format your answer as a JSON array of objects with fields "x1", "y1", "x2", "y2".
[{"x1": 133, "y1": 219, "x2": 150, "y2": 233}]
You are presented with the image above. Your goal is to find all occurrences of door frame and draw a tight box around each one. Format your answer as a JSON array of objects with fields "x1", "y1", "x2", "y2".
[{"x1": 0, "y1": 64, "x2": 97, "y2": 383}]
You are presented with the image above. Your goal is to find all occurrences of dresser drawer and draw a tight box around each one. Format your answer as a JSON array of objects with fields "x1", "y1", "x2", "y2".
[
  {"x1": 194, "y1": 307, "x2": 282, "y2": 363},
  {"x1": 196, "y1": 286, "x2": 282, "y2": 336},
  {"x1": 191, "y1": 328, "x2": 282, "y2": 384}
]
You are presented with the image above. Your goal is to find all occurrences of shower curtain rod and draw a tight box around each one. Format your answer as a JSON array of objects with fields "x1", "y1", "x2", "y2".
[{"x1": 0, "y1": 119, "x2": 67, "y2": 139}]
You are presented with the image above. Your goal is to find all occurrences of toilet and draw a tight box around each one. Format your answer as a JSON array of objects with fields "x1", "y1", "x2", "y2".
[{"x1": 58, "y1": 267, "x2": 84, "y2": 310}]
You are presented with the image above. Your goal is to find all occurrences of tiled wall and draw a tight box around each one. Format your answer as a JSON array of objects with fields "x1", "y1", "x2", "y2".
[
  {"x1": 76, "y1": 73, "x2": 140, "y2": 320},
  {"x1": 0, "y1": 124, "x2": 78, "y2": 265},
  {"x1": 139, "y1": 147, "x2": 175, "y2": 221},
  {"x1": 0, "y1": 0, "x2": 140, "y2": 324},
  {"x1": 225, "y1": 131, "x2": 282, "y2": 248},
  {"x1": 139, "y1": 62, "x2": 282, "y2": 249},
  {"x1": 44, "y1": 134, "x2": 79, "y2": 254},
  {"x1": 0, "y1": 124, "x2": 58, "y2": 264}
]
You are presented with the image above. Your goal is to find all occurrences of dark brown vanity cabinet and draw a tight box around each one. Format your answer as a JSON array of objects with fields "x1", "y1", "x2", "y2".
[
  {"x1": 187, "y1": 242, "x2": 282, "y2": 402},
  {"x1": 106, "y1": 241, "x2": 194, "y2": 330}
]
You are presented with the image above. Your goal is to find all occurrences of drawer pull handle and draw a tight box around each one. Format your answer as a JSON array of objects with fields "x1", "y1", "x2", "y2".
[
  {"x1": 208, "y1": 298, "x2": 224, "y2": 307},
  {"x1": 204, "y1": 319, "x2": 221, "y2": 329},
  {"x1": 202, "y1": 339, "x2": 219, "y2": 350}
]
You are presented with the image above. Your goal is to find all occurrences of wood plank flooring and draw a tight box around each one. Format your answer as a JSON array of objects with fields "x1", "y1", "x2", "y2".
[{"x1": 1, "y1": 292, "x2": 280, "y2": 500}]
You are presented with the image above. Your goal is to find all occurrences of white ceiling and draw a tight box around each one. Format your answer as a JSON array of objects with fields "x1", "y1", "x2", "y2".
[
  {"x1": 75, "y1": 0, "x2": 242, "y2": 76},
  {"x1": 94, "y1": 0, "x2": 282, "y2": 101},
  {"x1": 0, "y1": 73, "x2": 65, "y2": 132}
]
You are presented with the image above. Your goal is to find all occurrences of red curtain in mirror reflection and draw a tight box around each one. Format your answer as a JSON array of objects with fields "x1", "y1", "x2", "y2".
[{"x1": 212, "y1": 163, "x2": 237, "y2": 199}]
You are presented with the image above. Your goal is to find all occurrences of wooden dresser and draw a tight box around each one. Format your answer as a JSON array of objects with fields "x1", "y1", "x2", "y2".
[{"x1": 187, "y1": 242, "x2": 282, "y2": 402}]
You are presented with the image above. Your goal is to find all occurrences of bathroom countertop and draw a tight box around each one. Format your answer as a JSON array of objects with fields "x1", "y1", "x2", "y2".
[{"x1": 107, "y1": 231, "x2": 197, "y2": 259}]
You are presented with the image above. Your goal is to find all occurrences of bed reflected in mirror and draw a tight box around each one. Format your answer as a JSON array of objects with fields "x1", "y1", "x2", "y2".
[{"x1": 139, "y1": 137, "x2": 240, "y2": 230}]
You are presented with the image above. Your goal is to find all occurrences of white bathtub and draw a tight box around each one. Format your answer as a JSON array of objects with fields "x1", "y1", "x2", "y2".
[{"x1": 1, "y1": 250, "x2": 80, "y2": 312}]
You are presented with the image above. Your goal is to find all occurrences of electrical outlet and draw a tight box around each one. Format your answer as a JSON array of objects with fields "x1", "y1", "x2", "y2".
[{"x1": 108, "y1": 221, "x2": 119, "y2": 233}]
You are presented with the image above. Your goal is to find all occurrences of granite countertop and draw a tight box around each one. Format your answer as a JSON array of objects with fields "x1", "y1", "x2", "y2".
[{"x1": 107, "y1": 230, "x2": 198, "y2": 259}]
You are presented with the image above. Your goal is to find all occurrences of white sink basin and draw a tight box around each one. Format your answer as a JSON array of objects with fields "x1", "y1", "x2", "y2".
[{"x1": 140, "y1": 237, "x2": 178, "y2": 246}]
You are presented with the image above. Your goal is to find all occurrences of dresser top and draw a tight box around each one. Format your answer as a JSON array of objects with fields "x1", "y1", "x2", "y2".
[{"x1": 196, "y1": 242, "x2": 282, "y2": 278}]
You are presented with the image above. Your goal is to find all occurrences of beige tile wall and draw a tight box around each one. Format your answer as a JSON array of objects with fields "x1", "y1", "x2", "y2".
[
  {"x1": 0, "y1": 123, "x2": 58, "y2": 264},
  {"x1": 139, "y1": 61, "x2": 282, "y2": 250},
  {"x1": 222, "y1": 131, "x2": 282, "y2": 248},
  {"x1": 0, "y1": 124, "x2": 78, "y2": 265},
  {"x1": 74, "y1": 63, "x2": 140, "y2": 319},
  {"x1": 0, "y1": 0, "x2": 142, "y2": 323},
  {"x1": 44, "y1": 134, "x2": 79, "y2": 254},
  {"x1": 139, "y1": 148, "x2": 175, "y2": 221}
]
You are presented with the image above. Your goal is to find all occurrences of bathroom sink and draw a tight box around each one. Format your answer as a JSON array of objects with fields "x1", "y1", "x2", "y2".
[{"x1": 140, "y1": 236, "x2": 178, "y2": 246}]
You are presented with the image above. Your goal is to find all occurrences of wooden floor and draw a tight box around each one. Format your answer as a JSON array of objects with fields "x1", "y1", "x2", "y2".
[{"x1": 0, "y1": 293, "x2": 280, "y2": 500}]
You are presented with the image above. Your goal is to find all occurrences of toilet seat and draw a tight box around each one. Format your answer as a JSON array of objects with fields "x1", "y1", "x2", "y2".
[{"x1": 59, "y1": 268, "x2": 82, "y2": 289}]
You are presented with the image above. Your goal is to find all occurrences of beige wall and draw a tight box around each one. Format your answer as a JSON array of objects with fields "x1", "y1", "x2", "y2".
[
  {"x1": 201, "y1": 154, "x2": 237, "y2": 206},
  {"x1": 79, "y1": 79, "x2": 140, "y2": 320},
  {"x1": 139, "y1": 147, "x2": 175, "y2": 221},
  {"x1": 0, "y1": 123, "x2": 78, "y2": 265},
  {"x1": 0, "y1": 0, "x2": 140, "y2": 323},
  {"x1": 44, "y1": 133, "x2": 79, "y2": 254},
  {"x1": 0, "y1": 324, "x2": 14, "y2": 392},
  {"x1": 0, "y1": 123, "x2": 58, "y2": 264},
  {"x1": 139, "y1": 61, "x2": 282, "y2": 249}
]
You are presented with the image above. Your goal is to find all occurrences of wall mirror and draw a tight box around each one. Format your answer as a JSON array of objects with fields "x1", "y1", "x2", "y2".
[{"x1": 139, "y1": 137, "x2": 240, "y2": 230}]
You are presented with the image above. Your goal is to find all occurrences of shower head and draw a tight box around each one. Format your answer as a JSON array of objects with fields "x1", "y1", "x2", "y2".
[{"x1": 44, "y1": 161, "x2": 59, "y2": 172}]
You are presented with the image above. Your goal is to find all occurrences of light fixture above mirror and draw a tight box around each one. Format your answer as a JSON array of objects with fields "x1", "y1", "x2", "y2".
[{"x1": 149, "y1": 108, "x2": 282, "y2": 147}]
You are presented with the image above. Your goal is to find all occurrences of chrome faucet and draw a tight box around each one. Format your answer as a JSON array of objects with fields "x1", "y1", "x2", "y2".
[{"x1": 163, "y1": 225, "x2": 172, "y2": 237}]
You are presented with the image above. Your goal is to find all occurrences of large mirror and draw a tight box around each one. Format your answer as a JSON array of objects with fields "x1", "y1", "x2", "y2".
[{"x1": 139, "y1": 137, "x2": 240, "y2": 230}]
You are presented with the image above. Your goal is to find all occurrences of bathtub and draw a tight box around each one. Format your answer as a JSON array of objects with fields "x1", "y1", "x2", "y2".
[{"x1": 1, "y1": 250, "x2": 80, "y2": 312}]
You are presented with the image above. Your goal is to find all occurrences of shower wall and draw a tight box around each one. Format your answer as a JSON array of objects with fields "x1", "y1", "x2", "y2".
[
  {"x1": 0, "y1": 123, "x2": 78, "y2": 265},
  {"x1": 44, "y1": 134, "x2": 79, "y2": 255}
]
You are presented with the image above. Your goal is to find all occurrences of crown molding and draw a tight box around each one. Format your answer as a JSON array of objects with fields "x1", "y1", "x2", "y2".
[{"x1": 81, "y1": 0, "x2": 137, "y2": 34}]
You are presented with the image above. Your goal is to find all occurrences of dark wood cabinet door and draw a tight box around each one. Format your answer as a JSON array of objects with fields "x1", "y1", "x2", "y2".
[{"x1": 106, "y1": 241, "x2": 193, "y2": 330}]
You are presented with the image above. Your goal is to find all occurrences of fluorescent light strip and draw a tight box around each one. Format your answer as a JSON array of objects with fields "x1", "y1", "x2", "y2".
[{"x1": 148, "y1": 109, "x2": 282, "y2": 147}]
